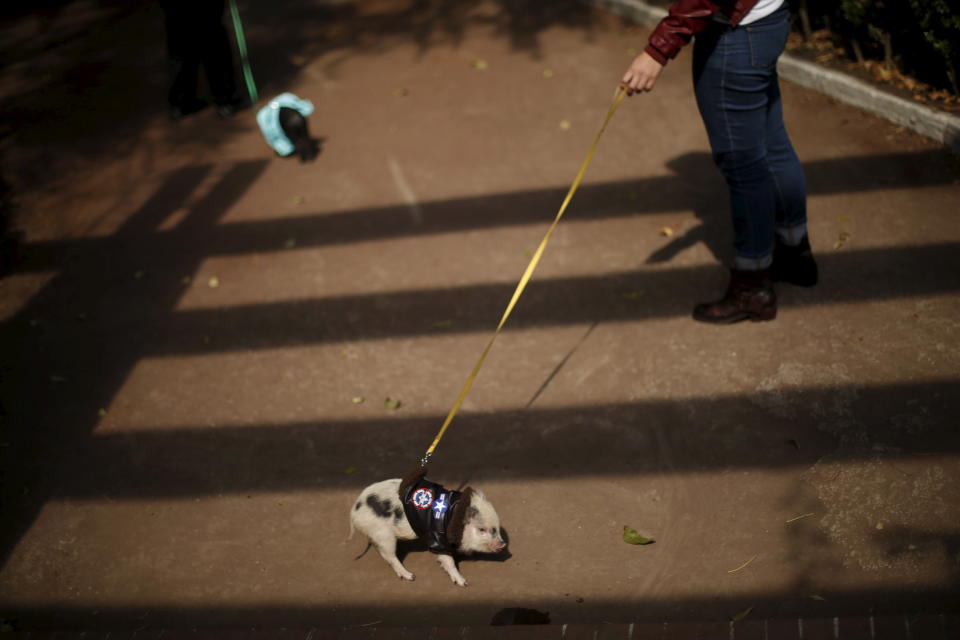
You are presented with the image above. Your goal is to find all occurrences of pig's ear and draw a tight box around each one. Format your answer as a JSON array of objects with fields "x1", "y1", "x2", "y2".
[
  {"x1": 398, "y1": 465, "x2": 428, "y2": 501},
  {"x1": 447, "y1": 487, "x2": 474, "y2": 547}
]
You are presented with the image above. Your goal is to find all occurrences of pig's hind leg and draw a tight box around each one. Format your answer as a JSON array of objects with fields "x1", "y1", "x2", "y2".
[
  {"x1": 437, "y1": 553, "x2": 468, "y2": 587},
  {"x1": 350, "y1": 482, "x2": 415, "y2": 581},
  {"x1": 370, "y1": 529, "x2": 415, "y2": 581}
]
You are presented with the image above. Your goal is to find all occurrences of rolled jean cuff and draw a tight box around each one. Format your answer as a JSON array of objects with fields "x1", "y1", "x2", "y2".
[
  {"x1": 734, "y1": 253, "x2": 773, "y2": 271},
  {"x1": 775, "y1": 223, "x2": 808, "y2": 246}
]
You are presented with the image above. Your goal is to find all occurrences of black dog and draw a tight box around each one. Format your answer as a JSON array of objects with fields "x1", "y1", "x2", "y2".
[{"x1": 278, "y1": 107, "x2": 320, "y2": 163}]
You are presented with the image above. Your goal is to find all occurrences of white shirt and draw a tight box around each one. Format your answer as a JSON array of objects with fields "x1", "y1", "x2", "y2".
[{"x1": 714, "y1": 0, "x2": 786, "y2": 25}]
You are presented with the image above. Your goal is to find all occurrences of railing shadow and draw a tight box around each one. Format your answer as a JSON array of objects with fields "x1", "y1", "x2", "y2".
[
  {"x1": 15, "y1": 149, "x2": 958, "y2": 273},
  {"x1": 2, "y1": 148, "x2": 959, "y2": 571}
]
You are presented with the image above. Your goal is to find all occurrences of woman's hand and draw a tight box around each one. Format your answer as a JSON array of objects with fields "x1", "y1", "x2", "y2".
[{"x1": 621, "y1": 51, "x2": 664, "y2": 95}]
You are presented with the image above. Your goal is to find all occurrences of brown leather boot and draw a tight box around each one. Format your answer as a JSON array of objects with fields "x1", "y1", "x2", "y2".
[{"x1": 693, "y1": 268, "x2": 777, "y2": 324}]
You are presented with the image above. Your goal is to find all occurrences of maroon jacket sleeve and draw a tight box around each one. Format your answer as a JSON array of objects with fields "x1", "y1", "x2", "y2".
[{"x1": 644, "y1": 0, "x2": 724, "y2": 65}]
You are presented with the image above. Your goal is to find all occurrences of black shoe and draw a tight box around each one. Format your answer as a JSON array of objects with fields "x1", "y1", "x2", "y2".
[
  {"x1": 216, "y1": 97, "x2": 247, "y2": 119},
  {"x1": 169, "y1": 98, "x2": 208, "y2": 121},
  {"x1": 772, "y1": 234, "x2": 818, "y2": 287},
  {"x1": 693, "y1": 268, "x2": 777, "y2": 324}
]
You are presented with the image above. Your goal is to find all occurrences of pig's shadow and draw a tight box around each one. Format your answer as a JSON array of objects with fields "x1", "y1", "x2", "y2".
[{"x1": 397, "y1": 527, "x2": 513, "y2": 564}]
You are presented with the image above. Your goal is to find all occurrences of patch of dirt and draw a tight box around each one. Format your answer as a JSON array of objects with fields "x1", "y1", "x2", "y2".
[
  {"x1": 804, "y1": 455, "x2": 954, "y2": 574},
  {"x1": 786, "y1": 31, "x2": 960, "y2": 115}
]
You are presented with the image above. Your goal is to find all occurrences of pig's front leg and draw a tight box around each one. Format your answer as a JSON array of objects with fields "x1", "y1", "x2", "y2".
[{"x1": 436, "y1": 553, "x2": 468, "y2": 587}]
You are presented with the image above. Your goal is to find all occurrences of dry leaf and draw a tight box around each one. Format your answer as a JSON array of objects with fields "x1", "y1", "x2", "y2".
[
  {"x1": 559, "y1": 120, "x2": 572, "y2": 131},
  {"x1": 393, "y1": 87, "x2": 409, "y2": 97},
  {"x1": 351, "y1": 396, "x2": 365, "y2": 405},
  {"x1": 543, "y1": 69, "x2": 554, "y2": 78},
  {"x1": 384, "y1": 397, "x2": 402, "y2": 411},
  {"x1": 98, "y1": 408, "x2": 107, "y2": 417},
  {"x1": 810, "y1": 595, "x2": 827, "y2": 601},
  {"x1": 208, "y1": 276, "x2": 220, "y2": 288},
  {"x1": 470, "y1": 58, "x2": 488, "y2": 70},
  {"x1": 833, "y1": 231, "x2": 851, "y2": 249},
  {"x1": 786, "y1": 512, "x2": 815, "y2": 523},
  {"x1": 728, "y1": 555, "x2": 757, "y2": 574},
  {"x1": 344, "y1": 466, "x2": 358, "y2": 474},
  {"x1": 284, "y1": 238, "x2": 297, "y2": 249}
]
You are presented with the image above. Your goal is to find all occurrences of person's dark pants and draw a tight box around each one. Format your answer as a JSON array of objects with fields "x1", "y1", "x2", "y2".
[
  {"x1": 692, "y1": 7, "x2": 807, "y2": 270},
  {"x1": 161, "y1": 0, "x2": 239, "y2": 109}
]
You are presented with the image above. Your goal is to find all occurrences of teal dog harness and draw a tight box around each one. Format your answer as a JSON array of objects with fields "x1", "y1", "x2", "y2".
[{"x1": 256, "y1": 92, "x2": 314, "y2": 157}]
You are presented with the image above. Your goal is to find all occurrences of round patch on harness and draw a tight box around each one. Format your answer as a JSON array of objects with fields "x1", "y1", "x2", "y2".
[{"x1": 411, "y1": 488, "x2": 434, "y2": 510}]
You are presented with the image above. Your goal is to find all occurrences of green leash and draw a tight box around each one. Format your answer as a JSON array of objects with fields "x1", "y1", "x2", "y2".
[{"x1": 228, "y1": 0, "x2": 258, "y2": 105}]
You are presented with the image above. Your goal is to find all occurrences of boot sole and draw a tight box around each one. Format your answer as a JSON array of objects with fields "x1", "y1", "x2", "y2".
[
  {"x1": 772, "y1": 275, "x2": 818, "y2": 287},
  {"x1": 693, "y1": 308, "x2": 777, "y2": 324}
]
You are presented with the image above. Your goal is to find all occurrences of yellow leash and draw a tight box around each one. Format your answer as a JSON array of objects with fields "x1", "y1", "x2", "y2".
[{"x1": 421, "y1": 85, "x2": 629, "y2": 466}]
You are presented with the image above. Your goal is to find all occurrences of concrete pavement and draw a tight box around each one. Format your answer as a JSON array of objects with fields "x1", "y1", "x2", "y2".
[{"x1": 1, "y1": 0, "x2": 958, "y2": 633}]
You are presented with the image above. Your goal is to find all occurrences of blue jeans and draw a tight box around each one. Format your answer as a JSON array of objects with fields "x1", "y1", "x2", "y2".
[{"x1": 692, "y1": 7, "x2": 807, "y2": 270}]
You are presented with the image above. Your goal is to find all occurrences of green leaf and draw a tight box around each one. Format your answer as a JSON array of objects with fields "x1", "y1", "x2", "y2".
[
  {"x1": 622, "y1": 525, "x2": 655, "y2": 545},
  {"x1": 384, "y1": 397, "x2": 402, "y2": 411},
  {"x1": 344, "y1": 466, "x2": 358, "y2": 474}
]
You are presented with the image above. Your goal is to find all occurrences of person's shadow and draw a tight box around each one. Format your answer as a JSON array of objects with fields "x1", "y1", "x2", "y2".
[{"x1": 644, "y1": 152, "x2": 732, "y2": 266}]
